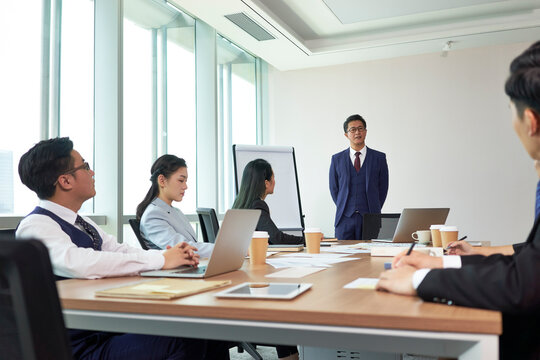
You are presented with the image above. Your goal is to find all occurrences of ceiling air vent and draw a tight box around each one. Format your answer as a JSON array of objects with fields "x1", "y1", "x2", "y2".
[{"x1": 224, "y1": 12, "x2": 275, "y2": 41}]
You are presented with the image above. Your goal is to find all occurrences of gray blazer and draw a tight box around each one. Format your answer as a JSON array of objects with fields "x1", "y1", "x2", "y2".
[{"x1": 140, "y1": 198, "x2": 214, "y2": 258}]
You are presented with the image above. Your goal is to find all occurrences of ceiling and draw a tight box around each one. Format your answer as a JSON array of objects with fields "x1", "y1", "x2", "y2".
[{"x1": 169, "y1": 0, "x2": 540, "y2": 71}]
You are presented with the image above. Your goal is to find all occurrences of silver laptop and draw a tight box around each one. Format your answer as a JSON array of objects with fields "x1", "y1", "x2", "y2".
[
  {"x1": 140, "y1": 209, "x2": 261, "y2": 278},
  {"x1": 372, "y1": 208, "x2": 449, "y2": 243}
]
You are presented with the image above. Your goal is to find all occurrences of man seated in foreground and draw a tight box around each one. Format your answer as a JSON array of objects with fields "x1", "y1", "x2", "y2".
[
  {"x1": 376, "y1": 41, "x2": 540, "y2": 360},
  {"x1": 16, "y1": 137, "x2": 230, "y2": 360}
]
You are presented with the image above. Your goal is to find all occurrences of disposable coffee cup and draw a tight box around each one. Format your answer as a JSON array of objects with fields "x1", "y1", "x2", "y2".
[
  {"x1": 411, "y1": 230, "x2": 431, "y2": 244},
  {"x1": 440, "y1": 226, "x2": 458, "y2": 248},
  {"x1": 249, "y1": 231, "x2": 269, "y2": 265},
  {"x1": 249, "y1": 283, "x2": 270, "y2": 295},
  {"x1": 304, "y1": 227, "x2": 322, "y2": 254},
  {"x1": 430, "y1": 224, "x2": 444, "y2": 247}
]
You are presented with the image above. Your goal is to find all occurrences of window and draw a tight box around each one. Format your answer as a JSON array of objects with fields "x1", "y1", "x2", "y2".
[
  {"x1": 0, "y1": 0, "x2": 264, "y2": 241},
  {"x1": 217, "y1": 35, "x2": 258, "y2": 212},
  {"x1": 60, "y1": 0, "x2": 95, "y2": 213},
  {"x1": 0, "y1": 2, "x2": 43, "y2": 215},
  {"x1": 123, "y1": 0, "x2": 196, "y2": 216},
  {"x1": 162, "y1": 19, "x2": 196, "y2": 213}
]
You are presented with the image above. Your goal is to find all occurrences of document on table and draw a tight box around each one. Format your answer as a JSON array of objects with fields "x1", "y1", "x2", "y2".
[
  {"x1": 321, "y1": 245, "x2": 370, "y2": 254},
  {"x1": 278, "y1": 253, "x2": 350, "y2": 259},
  {"x1": 265, "y1": 267, "x2": 326, "y2": 278},
  {"x1": 344, "y1": 277, "x2": 379, "y2": 290},
  {"x1": 266, "y1": 256, "x2": 358, "y2": 269}
]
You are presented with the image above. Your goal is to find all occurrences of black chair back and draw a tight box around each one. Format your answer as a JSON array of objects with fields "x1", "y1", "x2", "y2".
[
  {"x1": 0, "y1": 236, "x2": 72, "y2": 360},
  {"x1": 128, "y1": 219, "x2": 150, "y2": 250},
  {"x1": 362, "y1": 213, "x2": 400, "y2": 240},
  {"x1": 0, "y1": 229, "x2": 16, "y2": 236},
  {"x1": 196, "y1": 208, "x2": 219, "y2": 243}
]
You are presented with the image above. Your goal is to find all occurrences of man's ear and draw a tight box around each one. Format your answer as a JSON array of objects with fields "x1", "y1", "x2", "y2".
[
  {"x1": 56, "y1": 175, "x2": 73, "y2": 190},
  {"x1": 525, "y1": 108, "x2": 540, "y2": 136}
]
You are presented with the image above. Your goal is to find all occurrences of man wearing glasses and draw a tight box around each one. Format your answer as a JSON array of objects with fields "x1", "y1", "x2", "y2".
[
  {"x1": 329, "y1": 114, "x2": 389, "y2": 240},
  {"x1": 16, "y1": 137, "x2": 230, "y2": 359}
]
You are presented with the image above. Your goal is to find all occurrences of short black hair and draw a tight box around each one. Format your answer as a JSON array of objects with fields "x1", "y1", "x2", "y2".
[
  {"x1": 505, "y1": 41, "x2": 540, "y2": 117},
  {"x1": 343, "y1": 114, "x2": 367, "y2": 133},
  {"x1": 18, "y1": 137, "x2": 74, "y2": 199}
]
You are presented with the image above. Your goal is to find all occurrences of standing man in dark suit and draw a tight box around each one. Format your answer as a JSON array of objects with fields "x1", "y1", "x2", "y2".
[
  {"x1": 329, "y1": 114, "x2": 389, "y2": 240},
  {"x1": 376, "y1": 41, "x2": 540, "y2": 360}
]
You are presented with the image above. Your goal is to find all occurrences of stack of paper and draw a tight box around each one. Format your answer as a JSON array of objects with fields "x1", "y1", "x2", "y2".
[{"x1": 95, "y1": 278, "x2": 231, "y2": 300}]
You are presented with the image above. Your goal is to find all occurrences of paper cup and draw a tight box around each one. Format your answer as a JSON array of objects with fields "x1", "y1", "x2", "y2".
[
  {"x1": 304, "y1": 227, "x2": 322, "y2": 254},
  {"x1": 430, "y1": 224, "x2": 444, "y2": 247},
  {"x1": 440, "y1": 226, "x2": 458, "y2": 248},
  {"x1": 249, "y1": 231, "x2": 269, "y2": 265}
]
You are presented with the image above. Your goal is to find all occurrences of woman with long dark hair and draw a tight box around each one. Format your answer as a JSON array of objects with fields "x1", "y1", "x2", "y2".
[
  {"x1": 233, "y1": 159, "x2": 301, "y2": 358},
  {"x1": 232, "y1": 159, "x2": 303, "y2": 244},
  {"x1": 136, "y1": 155, "x2": 214, "y2": 257}
]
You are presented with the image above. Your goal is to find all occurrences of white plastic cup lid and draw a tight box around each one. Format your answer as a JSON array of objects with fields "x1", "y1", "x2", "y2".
[
  {"x1": 440, "y1": 226, "x2": 458, "y2": 232},
  {"x1": 430, "y1": 224, "x2": 444, "y2": 230},
  {"x1": 252, "y1": 231, "x2": 269, "y2": 238},
  {"x1": 304, "y1": 227, "x2": 321, "y2": 233}
]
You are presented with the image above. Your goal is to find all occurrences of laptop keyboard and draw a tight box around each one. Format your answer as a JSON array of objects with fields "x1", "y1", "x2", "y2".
[{"x1": 172, "y1": 266, "x2": 207, "y2": 274}]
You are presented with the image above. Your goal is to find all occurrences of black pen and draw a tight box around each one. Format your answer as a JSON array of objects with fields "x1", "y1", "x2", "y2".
[
  {"x1": 445, "y1": 236, "x2": 468, "y2": 250},
  {"x1": 406, "y1": 242, "x2": 416, "y2": 256}
]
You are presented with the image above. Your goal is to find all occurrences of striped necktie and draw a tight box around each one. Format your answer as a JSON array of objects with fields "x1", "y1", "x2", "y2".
[{"x1": 76, "y1": 215, "x2": 103, "y2": 250}]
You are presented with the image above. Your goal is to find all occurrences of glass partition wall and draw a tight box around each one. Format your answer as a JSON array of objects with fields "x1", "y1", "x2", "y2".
[{"x1": 0, "y1": 0, "x2": 263, "y2": 244}]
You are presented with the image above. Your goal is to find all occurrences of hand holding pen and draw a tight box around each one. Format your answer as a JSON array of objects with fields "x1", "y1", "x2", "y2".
[{"x1": 445, "y1": 236, "x2": 477, "y2": 255}]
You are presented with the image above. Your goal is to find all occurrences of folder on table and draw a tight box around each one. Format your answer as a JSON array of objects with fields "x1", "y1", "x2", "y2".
[{"x1": 95, "y1": 278, "x2": 231, "y2": 300}]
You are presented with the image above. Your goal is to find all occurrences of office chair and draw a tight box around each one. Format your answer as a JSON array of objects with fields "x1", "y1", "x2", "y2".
[
  {"x1": 0, "y1": 228, "x2": 16, "y2": 236},
  {"x1": 362, "y1": 213, "x2": 400, "y2": 240},
  {"x1": 128, "y1": 219, "x2": 161, "y2": 250},
  {"x1": 196, "y1": 207, "x2": 220, "y2": 243},
  {"x1": 0, "y1": 236, "x2": 72, "y2": 360}
]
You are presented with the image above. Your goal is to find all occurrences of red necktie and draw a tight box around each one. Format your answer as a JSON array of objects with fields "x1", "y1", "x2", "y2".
[{"x1": 354, "y1": 151, "x2": 361, "y2": 172}]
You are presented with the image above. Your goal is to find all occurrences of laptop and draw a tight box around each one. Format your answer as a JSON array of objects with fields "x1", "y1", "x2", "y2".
[
  {"x1": 140, "y1": 209, "x2": 261, "y2": 278},
  {"x1": 372, "y1": 208, "x2": 450, "y2": 243}
]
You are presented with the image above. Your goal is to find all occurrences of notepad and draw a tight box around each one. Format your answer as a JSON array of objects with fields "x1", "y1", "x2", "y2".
[
  {"x1": 268, "y1": 244, "x2": 304, "y2": 252},
  {"x1": 95, "y1": 278, "x2": 232, "y2": 300}
]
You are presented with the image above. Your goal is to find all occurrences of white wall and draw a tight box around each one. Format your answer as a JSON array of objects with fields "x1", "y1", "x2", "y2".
[{"x1": 268, "y1": 42, "x2": 537, "y2": 246}]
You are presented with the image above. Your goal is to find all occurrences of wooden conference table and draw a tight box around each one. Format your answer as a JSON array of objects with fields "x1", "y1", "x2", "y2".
[{"x1": 58, "y1": 244, "x2": 501, "y2": 360}]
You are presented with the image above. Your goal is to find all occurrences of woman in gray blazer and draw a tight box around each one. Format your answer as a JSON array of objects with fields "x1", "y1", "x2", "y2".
[{"x1": 136, "y1": 155, "x2": 214, "y2": 258}]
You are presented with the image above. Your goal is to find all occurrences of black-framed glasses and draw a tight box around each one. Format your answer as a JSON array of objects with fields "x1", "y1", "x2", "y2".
[
  {"x1": 64, "y1": 162, "x2": 91, "y2": 175},
  {"x1": 53, "y1": 162, "x2": 91, "y2": 186},
  {"x1": 347, "y1": 126, "x2": 366, "y2": 133}
]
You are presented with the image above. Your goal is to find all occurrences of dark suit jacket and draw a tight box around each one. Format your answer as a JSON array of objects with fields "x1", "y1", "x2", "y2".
[
  {"x1": 251, "y1": 199, "x2": 303, "y2": 245},
  {"x1": 417, "y1": 217, "x2": 540, "y2": 359},
  {"x1": 329, "y1": 147, "x2": 389, "y2": 227}
]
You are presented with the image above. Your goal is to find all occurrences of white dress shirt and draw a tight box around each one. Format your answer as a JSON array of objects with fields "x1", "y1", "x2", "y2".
[
  {"x1": 16, "y1": 200, "x2": 164, "y2": 279},
  {"x1": 412, "y1": 256, "x2": 462, "y2": 289},
  {"x1": 349, "y1": 146, "x2": 366, "y2": 167},
  {"x1": 140, "y1": 198, "x2": 214, "y2": 258}
]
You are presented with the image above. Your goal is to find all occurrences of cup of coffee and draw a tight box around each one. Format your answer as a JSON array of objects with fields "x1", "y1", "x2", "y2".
[
  {"x1": 411, "y1": 230, "x2": 431, "y2": 244},
  {"x1": 430, "y1": 224, "x2": 444, "y2": 247},
  {"x1": 440, "y1": 226, "x2": 459, "y2": 248},
  {"x1": 304, "y1": 227, "x2": 322, "y2": 254},
  {"x1": 249, "y1": 231, "x2": 269, "y2": 265}
]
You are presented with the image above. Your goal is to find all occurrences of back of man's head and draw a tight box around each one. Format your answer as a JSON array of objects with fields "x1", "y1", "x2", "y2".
[
  {"x1": 19, "y1": 137, "x2": 74, "y2": 199},
  {"x1": 505, "y1": 41, "x2": 540, "y2": 116}
]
